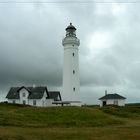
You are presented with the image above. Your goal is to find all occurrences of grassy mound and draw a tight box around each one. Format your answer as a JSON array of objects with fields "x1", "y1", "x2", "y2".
[
  {"x1": 0, "y1": 104, "x2": 140, "y2": 140},
  {"x1": 0, "y1": 103, "x2": 125, "y2": 127}
]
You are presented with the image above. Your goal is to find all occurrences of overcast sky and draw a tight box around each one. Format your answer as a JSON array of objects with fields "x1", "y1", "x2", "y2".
[{"x1": 0, "y1": 0, "x2": 140, "y2": 104}]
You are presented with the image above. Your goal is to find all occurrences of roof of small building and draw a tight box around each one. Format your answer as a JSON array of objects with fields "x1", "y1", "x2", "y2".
[
  {"x1": 28, "y1": 87, "x2": 47, "y2": 99},
  {"x1": 6, "y1": 87, "x2": 20, "y2": 99},
  {"x1": 48, "y1": 91, "x2": 62, "y2": 101},
  {"x1": 99, "y1": 93, "x2": 126, "y2": 100},
  {"x1": 6, "y1": 86, "x2": 61, "y2": 100}
]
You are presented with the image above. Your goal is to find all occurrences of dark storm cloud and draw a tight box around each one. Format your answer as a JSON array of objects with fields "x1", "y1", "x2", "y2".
[{"x1": 0, "y1": 3, "x2": 63, "y2": 87}]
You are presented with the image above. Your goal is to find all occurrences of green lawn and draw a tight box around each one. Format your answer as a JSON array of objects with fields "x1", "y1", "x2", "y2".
[{"x1": 0, "y1": 103, "x2": 140, "y2": 140}]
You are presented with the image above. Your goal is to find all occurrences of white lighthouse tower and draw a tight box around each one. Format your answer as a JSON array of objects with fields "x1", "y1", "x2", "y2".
[{"x1": 62, "y1": 23, "x2": 81, "y2": 106}]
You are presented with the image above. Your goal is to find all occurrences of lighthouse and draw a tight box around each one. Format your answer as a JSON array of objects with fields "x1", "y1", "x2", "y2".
[{"x1": 62, "y1": 23, "x2": 81, "y2": 106}]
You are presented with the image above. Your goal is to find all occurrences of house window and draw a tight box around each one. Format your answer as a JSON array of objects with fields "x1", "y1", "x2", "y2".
[
  {"x1": 73, "y1": 70, "x2": 75, "y2": 74},
  {"x1": 73, "y1": 87, "x2": 75, "y2": 92},
  {"x1": 33, "y1": 100, "x2": 36, "y2": 106},
  {"x1": 22, "y1": 93, "x2": 25, "y2": 97},
  {"x1": 73, "y1": 53, "x2": 75, "y2": 56},
  {"x1": 13, "y1": 100, "x2": 15, "y2": 104},
  {"x1": 23, "y1": 100, "x2": 26, "y2": 105},
  {"x1": 114, "y1": 100, "x2": 118, "y2": 105}
]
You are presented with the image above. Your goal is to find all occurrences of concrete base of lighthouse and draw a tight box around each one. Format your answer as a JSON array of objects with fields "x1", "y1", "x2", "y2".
[
  {"x1": 61, "y1": 89, "x2": 82, "y2": 106},
  {"x1": 52, "y1": 100, "x2": 82, "y2": 106},
  {"x1": 69, "y1": 101, "x2": 82, "y2": 106}
]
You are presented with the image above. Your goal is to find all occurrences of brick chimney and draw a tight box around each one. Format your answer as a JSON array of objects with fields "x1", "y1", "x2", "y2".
[{"x1": 105, "y1": 90, "x2": 107, "y2": 95}]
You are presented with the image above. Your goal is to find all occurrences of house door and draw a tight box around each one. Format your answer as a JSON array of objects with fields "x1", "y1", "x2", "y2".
[
  {"x1": 23, "y1": 100, "x2": 26, "y2": 105},
  {"x1": 103, "y1": 101, "x2": 106, "y2": 106}
]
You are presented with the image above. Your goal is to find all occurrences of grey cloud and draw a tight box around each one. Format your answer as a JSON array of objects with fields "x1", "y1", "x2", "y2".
[{"x1": 1, "y1": 2, "x2": 140, "y2": 103}]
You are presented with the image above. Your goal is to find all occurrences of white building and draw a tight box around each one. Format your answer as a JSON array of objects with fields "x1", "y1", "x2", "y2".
[
  {"x1": 99, "y1": 92, "x2": 126, "y2": 107},
  {"x1": 6, "y1": 86, "x2": 62, "y2": 107},
  {"x1": 62, "y1": 23, "x2": 81, "y2": 106}
]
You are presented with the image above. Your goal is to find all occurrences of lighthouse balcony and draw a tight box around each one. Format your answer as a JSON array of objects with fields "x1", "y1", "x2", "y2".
[{"x1": 62, "y1": 37, "x2": 80, "y2": 46}]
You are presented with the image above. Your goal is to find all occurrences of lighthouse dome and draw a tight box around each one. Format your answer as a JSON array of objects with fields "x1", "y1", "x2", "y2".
[{"x1": 66, "y1": 23, "x2": 76, "y2": 31}]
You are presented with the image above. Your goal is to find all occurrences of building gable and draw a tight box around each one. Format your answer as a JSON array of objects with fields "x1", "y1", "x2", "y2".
[
  {"x1": 19, "y1": 88, "x2": 30, "y2": 101},
  {"x1": 17, "y1": 86, "x2": 31, "y2": 93}
]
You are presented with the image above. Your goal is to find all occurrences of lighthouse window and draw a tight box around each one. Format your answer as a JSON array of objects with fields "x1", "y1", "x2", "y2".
[
  {"x1": 73, "y1": 70, "x2": 75, "y2": 74},
  {"x1": 73, "y1": 53, "x2": 75, "y2": 56},
  {"x1": 73, "y1": 87, "x2": 75, "y2": 91}
]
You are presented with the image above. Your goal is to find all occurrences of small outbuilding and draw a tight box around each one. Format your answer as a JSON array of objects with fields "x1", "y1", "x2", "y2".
[{"x1": 99, "y1": 92, "x2": 126, "y2": 107}]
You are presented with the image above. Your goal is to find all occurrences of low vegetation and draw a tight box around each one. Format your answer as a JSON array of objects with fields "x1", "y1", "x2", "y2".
[
  {"x1": 100, "y1": 105, "x2": 140, "y2": 118},
  {"x1": 0, "y1": 103, "x2": 140, "y2": 140}
]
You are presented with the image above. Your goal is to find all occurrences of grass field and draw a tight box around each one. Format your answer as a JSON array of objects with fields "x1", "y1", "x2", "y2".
[{"x1": 0, "y1": 103, "x2": 140, "y2": 140}]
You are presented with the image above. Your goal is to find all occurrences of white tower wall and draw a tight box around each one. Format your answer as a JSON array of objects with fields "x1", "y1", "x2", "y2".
[
  {"x1": 62, "y1": 23, "x2": 81, "y2": 104},
  {"x1": 63, "y1": 44, "x2": 80, "y2": 101}
]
